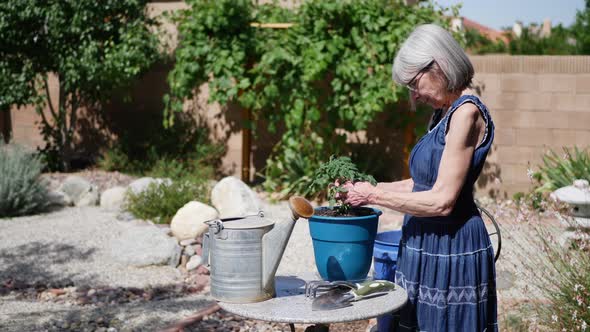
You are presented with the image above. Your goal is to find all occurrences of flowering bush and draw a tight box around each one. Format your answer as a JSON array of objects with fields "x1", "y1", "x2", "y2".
[
  {"x1": 504, "y1": 202, "x2": 590, "y2": 331},
  {"x1": 531, "y1": 227, "x2": 590, "y2": 331}
]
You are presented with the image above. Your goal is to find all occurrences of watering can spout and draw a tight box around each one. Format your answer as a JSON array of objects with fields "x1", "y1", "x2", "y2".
[{"x1": 262, "y1": 196, "x2": 314, "y2": 293}]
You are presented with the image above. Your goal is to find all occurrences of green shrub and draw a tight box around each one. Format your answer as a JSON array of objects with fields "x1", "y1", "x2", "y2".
[
  {"x1": 533, "y1": 147, "x2": 590, "y2": 193},
  {"x1": 97, "y1": 114, "x2": 225, "y2": 182},
  {"x1": 261, "y1": 132, "x2": 325, "y2": 200},
  {"x1": 125, "y1": 179, "x2": 209, "y2": 224},
  {"x1": 0, "y1": 144, "x2": 50, "y2": 217}
]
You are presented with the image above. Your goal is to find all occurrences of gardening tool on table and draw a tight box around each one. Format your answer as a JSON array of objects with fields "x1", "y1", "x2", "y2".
[{"x1": 307, "y1": 279, "x2": 396, "y2": 311}]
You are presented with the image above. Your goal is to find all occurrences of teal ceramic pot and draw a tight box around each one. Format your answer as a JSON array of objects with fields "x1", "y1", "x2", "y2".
[{"x1": 308, "y1": 207, "x2": 382, "y2": 281}]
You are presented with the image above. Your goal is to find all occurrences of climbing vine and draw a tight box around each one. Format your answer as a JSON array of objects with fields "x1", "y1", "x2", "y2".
[{"x1": 166, "y1": 0, "x2": 454, "y2": 197}]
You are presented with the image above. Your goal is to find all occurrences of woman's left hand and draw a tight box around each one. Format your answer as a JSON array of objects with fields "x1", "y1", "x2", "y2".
[{"x1": 342, "y1": 181, "x2": 378, "y2": 206}]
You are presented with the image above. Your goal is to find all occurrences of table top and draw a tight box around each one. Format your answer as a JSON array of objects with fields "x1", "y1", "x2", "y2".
[{"x1": 218, "y1": 273, "x2": 408, "y2": 324}]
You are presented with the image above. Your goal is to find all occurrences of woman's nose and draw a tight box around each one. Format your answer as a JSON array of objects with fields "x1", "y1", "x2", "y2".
[{"x1": 410, "y1": 90, "x2": 419, "y2": 101}]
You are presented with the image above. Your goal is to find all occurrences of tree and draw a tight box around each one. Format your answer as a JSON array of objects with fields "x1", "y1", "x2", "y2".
[
  {"x1": 508, "y1": 24, "x2": 577, "y2": 55},
  {"x1": 0, "y1": 0, "x2": 160, "y2": 170},
  {"x1": 464, "y1": 28, "x2": 507, "y2": 55},
  {"x1": 572, "y1": 0, "x2": 590, "y2": 54}
]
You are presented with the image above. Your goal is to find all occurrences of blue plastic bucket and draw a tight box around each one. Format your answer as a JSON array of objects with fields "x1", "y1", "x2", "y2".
[
  {"x1": 373, "y1": 230, "x2": 402, "y2": 332},
  {"x1": 308, "y1": 207, "x2": 382, "y2": 281}
]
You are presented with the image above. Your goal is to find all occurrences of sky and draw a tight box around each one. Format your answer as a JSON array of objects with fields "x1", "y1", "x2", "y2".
[{"x1": 434, "y1": 0, "x2": 586, "y2": 30}]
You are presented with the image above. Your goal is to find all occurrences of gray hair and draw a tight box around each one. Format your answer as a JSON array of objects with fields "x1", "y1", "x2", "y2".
[{"x1": 392, "y1": 24, "x2": 473, "y2": 92}]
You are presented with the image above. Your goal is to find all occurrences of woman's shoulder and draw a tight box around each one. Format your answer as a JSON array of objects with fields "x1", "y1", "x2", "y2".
[
  {"x1": 452, "y1": 94, "x2": 486, "y2": 109},
  {"x1": 443, "y1": 94, "x2": 493, "y2": 135}
]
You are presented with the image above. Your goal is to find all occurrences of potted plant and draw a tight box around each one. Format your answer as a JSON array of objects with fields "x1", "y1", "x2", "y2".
[{"x1": 304, "y1": 156, "x2": 382, "y2": 281}]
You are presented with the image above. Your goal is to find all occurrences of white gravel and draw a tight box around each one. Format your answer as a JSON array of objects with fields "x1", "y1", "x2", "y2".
[
  {"x1": 0, "y1": 200, "x2": 403, "y2": 331},
  {"x1": 0, "y1": 206, "x2": 205, "y2": 331},
  {"x1": 0, "y1": 207, "x2": 181, "y2": 288}
]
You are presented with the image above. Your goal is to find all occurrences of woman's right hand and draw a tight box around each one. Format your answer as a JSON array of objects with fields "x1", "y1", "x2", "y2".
[{"x1": 332, "y1": 179, "x2": 353, "y2": 201}]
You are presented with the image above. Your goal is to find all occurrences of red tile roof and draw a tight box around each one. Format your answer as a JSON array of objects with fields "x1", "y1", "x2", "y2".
[{"x1": 462, "y1": 17, "x2": 509, "y2": 44}]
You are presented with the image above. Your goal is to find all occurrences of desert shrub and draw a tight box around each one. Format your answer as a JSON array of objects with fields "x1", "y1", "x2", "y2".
[
  {"x1": 0, "y1": 144, "x2": 50, "y2": 217},
  {"x1": 98, "y1": 114, "x2": 225, "y2": 181},
  {"x1": 515, "y1": 147, "x2": 590, "y2": 210},
  {"x1": 523, "y1": 225, "x2": 590, "y2": 330},
  {"x1": 502, "y1": 196, "x2": 590, "y2": 331},
  {"x1": 532, "y1": 147, "x2": 590, "y2": 193},
  {"x1": 125, "y1": 179, "x2": 209, "y2": 224}
]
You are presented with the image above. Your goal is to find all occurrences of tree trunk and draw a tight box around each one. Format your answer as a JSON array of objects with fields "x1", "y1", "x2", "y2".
[
  {"x1": 58, "y1": 77, "x2": 72, "y2": 171},
  {"x1": 0, "y1": 106, "x2": 11, "y2": 143}
]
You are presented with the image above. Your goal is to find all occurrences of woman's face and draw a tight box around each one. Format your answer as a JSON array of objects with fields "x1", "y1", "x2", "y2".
[{"x1": 408, "y1": 70, "x2": 449, "y2": 109}]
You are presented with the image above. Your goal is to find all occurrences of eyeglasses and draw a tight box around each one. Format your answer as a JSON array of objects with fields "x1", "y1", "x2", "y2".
[
  {"x1": 406, "y1": 61, "x2": 434, "y2": 93},
  {"x1": 407, "y1": 71, "x2": 425, "y2": 93}
]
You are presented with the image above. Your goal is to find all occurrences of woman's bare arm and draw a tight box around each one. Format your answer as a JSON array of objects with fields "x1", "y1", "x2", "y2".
[
  {"x1": 344, "y1": 103, "x2": 483, "y2": 217},
  {"x1": 376, "y1": 178, "x2": 414, "y2": 193}
]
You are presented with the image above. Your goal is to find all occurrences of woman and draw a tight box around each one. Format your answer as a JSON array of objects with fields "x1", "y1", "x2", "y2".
[{"x1": 341, "y1": 24, "x2": 497, "y2": 331}]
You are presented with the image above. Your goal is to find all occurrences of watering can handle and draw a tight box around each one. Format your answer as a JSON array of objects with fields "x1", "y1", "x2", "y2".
[{"x1": 202, "y1": 233, "x2": 210, "y2": 268}]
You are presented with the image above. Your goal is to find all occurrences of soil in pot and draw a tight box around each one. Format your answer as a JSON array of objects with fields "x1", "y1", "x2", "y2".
[{"x1": 314, "y1": 206, "x2": 376, "y2": 217}]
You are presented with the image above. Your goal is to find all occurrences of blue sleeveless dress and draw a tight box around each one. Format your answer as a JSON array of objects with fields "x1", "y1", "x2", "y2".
[{"x1": 393, "y1": 95, "x2": 498, "y2": 331}]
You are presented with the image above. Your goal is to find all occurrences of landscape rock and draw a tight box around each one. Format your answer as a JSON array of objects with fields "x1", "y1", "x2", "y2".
[
  {"x1": 109, "y1": 223, "x2": 182, "y2": 267},
  {"x1": 128, "y1": 177, "x2": 172, "y2": 195},
  {"x1": 186, "y1": 255, "x2": 203, "y2": 271},
  {"x1": 116, "y1": 211, "x2": 136, "y2": 222},
  {"x1": 77, "y1": 189, "x2": 100, "y2": 207},
  {"x1": 100, "y1": 186, "x2": 128, "y2": 211},
  {"x1": 211, "y1": 176, "x2": 262, "y2": 218},
  {"x1": 179, "y1": 239, "x2": 197, "y2": 246},
  {"x1": 184, "y1": 245, "x2": 196, "y2": 257},
  {"x1": 47, "y1": 190, "x2": 73, "y2": 207},
  {"x1": 170, "y1": 201, "x2": 218, "y2": 241},
  {"x1": 59, "y1": 175, "x2": 99, "y2": 206}
]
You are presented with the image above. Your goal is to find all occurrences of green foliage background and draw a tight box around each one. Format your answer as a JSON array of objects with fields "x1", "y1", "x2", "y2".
[
  {"x1": 166, "y1": 0, "x2": 453, "y2": 197},
  {"x1": 0, "y1": 0, "x2": 161, "y2": 170}
]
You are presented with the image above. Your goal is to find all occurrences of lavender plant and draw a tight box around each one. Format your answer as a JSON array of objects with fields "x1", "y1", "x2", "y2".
[{"x1": 0, "y1": 144, "x2": 50, "y2": 217}]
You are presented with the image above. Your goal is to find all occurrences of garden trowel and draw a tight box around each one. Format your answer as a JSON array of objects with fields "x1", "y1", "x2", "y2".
[{"x1": 311, "y1": 280, "x2": 396, "y2": 311}]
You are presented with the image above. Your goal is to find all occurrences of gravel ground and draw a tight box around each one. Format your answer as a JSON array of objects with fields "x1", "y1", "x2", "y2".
[
  {"x1": 0, "y1": 207, "x2": 182, "y2": 288},
  {"x1": 0, "y1": 194, "x2": 402, "y2": 331},
  {"x1": 0, "y1": 173, "x2": 561, "y2": 331}
]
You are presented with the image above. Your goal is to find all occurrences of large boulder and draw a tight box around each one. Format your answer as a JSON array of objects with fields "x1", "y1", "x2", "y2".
[
  {"x1": 109, "y1": 223, "x2": 182, "y2": 267},
  {"x1": 211, "y1": 176, "x2": 262, "y2": 218},
  {"x1": 100, "y1": 186, "x2": 128, "y2": 211},
  {"x1": 58, "y1": 176, "x2": 99, "y2": 207},
  {"x1": 170, "y1": 201, "x2": 218, "y2": 241},
  {"x1": 128, "y1": 177, "x2": 172, "y2": 195},
  {"x1": 47, "y1": 190, "x2": 73, "y2": 207}
]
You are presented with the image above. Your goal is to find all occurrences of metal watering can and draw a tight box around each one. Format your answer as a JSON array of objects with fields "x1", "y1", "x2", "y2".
[{"x1": 202, "y1": 196, "x2": 314, "y2": 303}]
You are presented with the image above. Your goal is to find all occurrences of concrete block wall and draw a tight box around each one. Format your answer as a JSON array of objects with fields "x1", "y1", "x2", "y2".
[{"x1": 472, "y1": 55, "x2": 590, "y2": 198}]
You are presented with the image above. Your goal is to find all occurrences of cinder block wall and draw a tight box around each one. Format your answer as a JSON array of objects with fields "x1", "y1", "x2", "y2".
[{"x1": 472, "y1": 55, "x2": 590, "y2": 198}]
